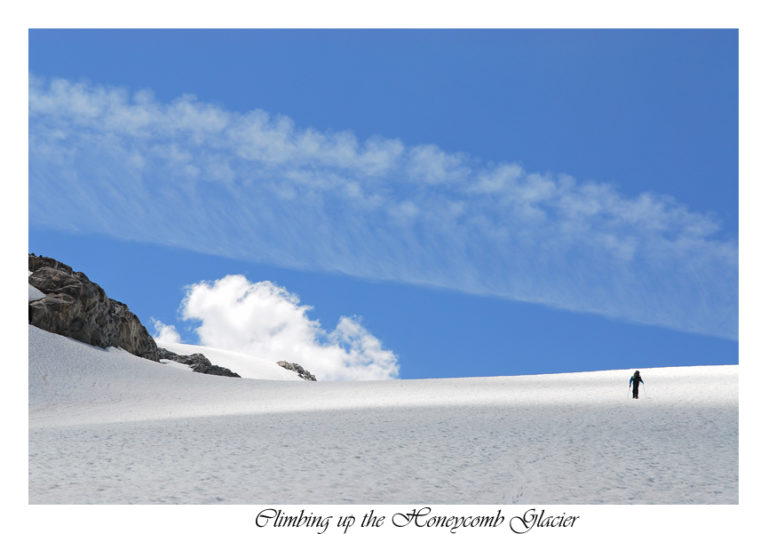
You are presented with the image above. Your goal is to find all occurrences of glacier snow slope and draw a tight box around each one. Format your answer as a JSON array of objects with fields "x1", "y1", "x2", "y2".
[
  {"x1": 28, "y1": 325, "x2": 737, "y2": 504},
  {"x1": 156, "y1": 339, "x2": 303, "y2": 381}
]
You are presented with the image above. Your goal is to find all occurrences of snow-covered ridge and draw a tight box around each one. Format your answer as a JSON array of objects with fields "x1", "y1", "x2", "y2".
[{"x1": 156, "y1": 339, "x2": 302, "y2": 381}]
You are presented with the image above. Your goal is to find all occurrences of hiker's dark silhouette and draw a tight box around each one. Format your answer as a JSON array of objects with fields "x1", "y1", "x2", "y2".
[{"x1": 629, "y1": 370, "x2": 644, "y2": 399}]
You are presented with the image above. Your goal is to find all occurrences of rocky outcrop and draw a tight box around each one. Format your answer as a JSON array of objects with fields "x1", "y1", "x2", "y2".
[
  {"x1": 29, "y1": 254, "x2": 160, "y2": 362},
  {"x1": 29, "y1": 253, "x2": 241, "y2": 378},
  {"x1": 157, "y1": 348, "x2": 240, "y2": 378},
  {"x1": 277, "y1": 361, "x2": 317, "y2": 381}
]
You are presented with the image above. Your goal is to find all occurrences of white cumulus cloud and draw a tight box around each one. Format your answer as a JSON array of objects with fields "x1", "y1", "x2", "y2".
[
  {"x1": 165, "y1": 275, "x2": 399, "y2": 381},
  {"x1": 151, "y1": 319, "x2": 181, "y2": 344}
]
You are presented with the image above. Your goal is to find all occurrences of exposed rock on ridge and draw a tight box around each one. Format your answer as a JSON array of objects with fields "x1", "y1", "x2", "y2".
[
  {"x1": 277, "y1": 361, "x2": 317, "y2": 381},
  {"x1": 28, "y1": 253, "x2": 240, "y2": 378},
  {"x1": 157, "y1": 348, "x2": 240, "y2": 378},
  {"x1": 29, "y1": 254, "x2": 160, "y2": 362}
]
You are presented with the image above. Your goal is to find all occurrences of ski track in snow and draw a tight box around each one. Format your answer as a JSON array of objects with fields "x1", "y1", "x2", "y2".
[{"x1": 28, "y1": 325, "x2": 738, "y2": 504}]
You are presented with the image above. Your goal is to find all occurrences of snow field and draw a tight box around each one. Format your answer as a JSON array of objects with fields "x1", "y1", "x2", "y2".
[{"x1": 28, "y1": 325, "x2": 737, "y2": 504}]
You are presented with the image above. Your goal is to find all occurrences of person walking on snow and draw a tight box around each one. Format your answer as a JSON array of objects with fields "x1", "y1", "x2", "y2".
[{"x1": 629, "y1": 370, "x2": 644, "y2": 399}]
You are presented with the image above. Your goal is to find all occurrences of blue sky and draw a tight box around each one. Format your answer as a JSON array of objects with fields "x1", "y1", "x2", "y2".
[{"x1": 28, "y1": 29, "x2": 738, "y2": 380}]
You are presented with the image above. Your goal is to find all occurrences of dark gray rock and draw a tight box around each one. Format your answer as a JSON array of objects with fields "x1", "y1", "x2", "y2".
[
  {"x1": 29, "y1": 252, "x2": 238, "y2": 379},
  {"x1": 277, "y1": 361, "x2": 317, "y2": 381},
  {"x1": 29, "y1": 254, "x2": 160, "y2": 361},
  {"x1": 158, "y1": 348, "x2": 240, "y2": 378}
]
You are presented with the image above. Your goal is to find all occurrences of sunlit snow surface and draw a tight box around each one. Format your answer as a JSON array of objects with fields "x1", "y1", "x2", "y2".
[
  {"x1": 29, "y1": 325, "x2": 737, "y2": 504},
  {"x1": 156, "y1": 340, "x2": 303, "y2": 381}
]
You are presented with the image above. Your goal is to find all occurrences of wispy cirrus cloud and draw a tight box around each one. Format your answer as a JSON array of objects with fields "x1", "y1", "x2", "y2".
[{"x1": 29, "y1": 77, "x2": 737, "y2": 339}]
